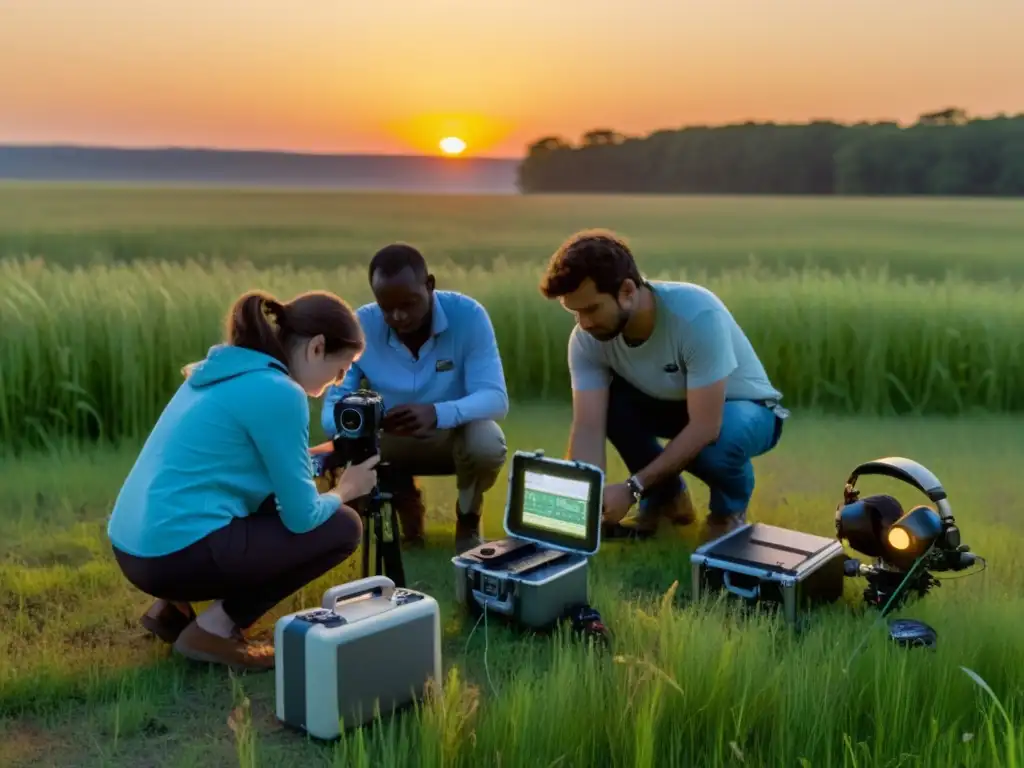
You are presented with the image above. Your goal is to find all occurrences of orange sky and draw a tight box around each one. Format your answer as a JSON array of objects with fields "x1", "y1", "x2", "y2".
[{"x1": 1, "y1": 0, "x2": 1021, "y2": 158}]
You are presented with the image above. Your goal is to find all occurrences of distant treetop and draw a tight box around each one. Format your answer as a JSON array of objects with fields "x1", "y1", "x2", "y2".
[{"x1": 516, "y1": 108, "x2": 1024, "y2": 197}]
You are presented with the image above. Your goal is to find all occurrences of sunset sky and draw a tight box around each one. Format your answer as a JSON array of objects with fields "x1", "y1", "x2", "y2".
[{"x1": 1, "y1": 0, "x2": 1021, "y2": 158}]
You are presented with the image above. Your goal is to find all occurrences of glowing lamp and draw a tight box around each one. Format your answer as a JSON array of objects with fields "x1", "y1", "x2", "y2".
[
  {"x1": 887, "y1": 527, "x2": 911, "y2": 551},
  {"x1": 883, "y1": 505, "x2": 943, "y2": 568}
]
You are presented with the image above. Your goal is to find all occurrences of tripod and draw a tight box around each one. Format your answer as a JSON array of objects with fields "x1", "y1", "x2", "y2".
[
  {"x1": 357, "y1": 474, "x2": 407, "y2": 588},
  {"x1": 310, "y1": 442, "x2": 407, "y2": 588}
]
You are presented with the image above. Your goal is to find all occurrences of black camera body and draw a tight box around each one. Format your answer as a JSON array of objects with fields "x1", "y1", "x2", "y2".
[
  {"x1": 326, "y1": 389, "x2": 385, "y2": 470},
  {"x1": 311, "y1": 388, "x2": 406, "y2": 587}
]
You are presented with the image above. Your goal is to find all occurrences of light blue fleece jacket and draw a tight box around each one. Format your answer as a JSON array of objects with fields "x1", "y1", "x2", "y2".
[{"x1": 107, "y1": 344, "x2": 342, "y2": 558}]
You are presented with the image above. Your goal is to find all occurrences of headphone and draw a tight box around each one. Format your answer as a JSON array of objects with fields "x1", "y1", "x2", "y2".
[{"x1": 835, "y1": 456, "x2": 961, "y2": 563}]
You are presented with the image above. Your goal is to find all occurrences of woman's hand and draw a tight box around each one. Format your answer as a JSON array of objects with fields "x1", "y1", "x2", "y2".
[{"x1": 332, "y1": 454, "x2": 380, "y2": 503}]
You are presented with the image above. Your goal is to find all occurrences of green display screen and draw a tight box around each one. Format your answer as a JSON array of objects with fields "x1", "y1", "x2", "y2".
[{"x1": 520, "y1": 470, "x2": 591, "y2": 540}]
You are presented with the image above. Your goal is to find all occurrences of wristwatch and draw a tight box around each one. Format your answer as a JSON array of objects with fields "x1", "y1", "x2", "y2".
[{"x1": 626, "y1": 475, "x2": 644, "y2": 505}]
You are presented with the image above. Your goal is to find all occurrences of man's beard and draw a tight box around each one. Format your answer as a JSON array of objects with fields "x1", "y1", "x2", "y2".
[{"x1": 588, "y1": 306, "x2": 631, "y2": 342}]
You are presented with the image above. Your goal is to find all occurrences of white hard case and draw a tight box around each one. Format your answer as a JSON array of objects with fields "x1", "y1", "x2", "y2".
[
  {"x1": 451, "y1": 451, "x2": 603, "y2": 630},
  {"x1": 274, "y1": 576, "x2": 442, "y2": 739}
]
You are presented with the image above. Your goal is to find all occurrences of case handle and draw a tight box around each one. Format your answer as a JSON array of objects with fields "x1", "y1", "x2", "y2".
[
  {"x1": 321, "y1": 576, "x2": 394, "y2": 609},
  {"x1": 722, "y1": 572, "x2": 760, "y2": 600}
]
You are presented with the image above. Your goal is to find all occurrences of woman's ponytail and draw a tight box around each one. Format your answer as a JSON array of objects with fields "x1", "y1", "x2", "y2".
[
  {"x1": 219, "y1": 288, "x2": 363, "y2": 371},
  {"x1": 227, "y1": 290, "x2": 290, "y2": 366}
]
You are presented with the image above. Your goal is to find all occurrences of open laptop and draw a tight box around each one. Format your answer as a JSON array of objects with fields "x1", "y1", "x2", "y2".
[{"x1": 460, "y1": 450, "x2": 604, "y2": 575}]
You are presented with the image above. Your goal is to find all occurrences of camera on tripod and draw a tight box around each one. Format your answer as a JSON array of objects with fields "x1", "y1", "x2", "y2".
[
  {"x1": 310, "y1": 388, "x2": 406, "y2": 588},
  {"x1": 314, "y1": 389, "x2": 386, "y2": 475}
]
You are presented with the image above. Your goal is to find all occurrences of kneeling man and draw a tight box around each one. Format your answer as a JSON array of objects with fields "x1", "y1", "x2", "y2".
[
  {"x1": 321, "y1": 244, "x2": 509, "y2": 553},
  {"x1": 539, "y1": 229, "x2": 787, "y2": 542}
]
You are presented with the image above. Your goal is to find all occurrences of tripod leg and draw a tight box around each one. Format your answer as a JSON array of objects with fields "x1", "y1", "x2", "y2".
[
  {"x1": 361, "y1": 510, "x2": 370, "y2": 579},
  {"x1": 382, "y1": 502, "x2": 407, "y2": 588},
  {"x1": 375, "y1": 513, "x2": 384, "y2": 577}
]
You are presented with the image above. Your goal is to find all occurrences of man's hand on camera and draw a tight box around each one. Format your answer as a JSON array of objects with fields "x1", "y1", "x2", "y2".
[
  {"x1": 332, "y1": 454, "x2": 380, "y2": 503},
  {"x1": 383, "y1": 404, "x2": 437, "y2": 438},
  {"x1": 601, "y1": 483, "x2": 635, "y2": 525}
]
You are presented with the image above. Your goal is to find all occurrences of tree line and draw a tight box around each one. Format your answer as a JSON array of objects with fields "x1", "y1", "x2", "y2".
[{"x1": 516, "y1": 108, "x2": 1024, "y2": 196}]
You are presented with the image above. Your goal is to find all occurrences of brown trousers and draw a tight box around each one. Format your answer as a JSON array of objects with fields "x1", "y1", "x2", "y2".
[{"x1": 380, "y1": 419, "x2": 508, "y2": 519}]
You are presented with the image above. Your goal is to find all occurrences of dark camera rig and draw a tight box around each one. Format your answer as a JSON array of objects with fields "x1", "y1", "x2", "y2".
[
  {"x1": 312, "y1": 389, "x2": 406, "y2": 588},
  {"x1": 835, "y1": 457, "x2": 985, "y2": 615}
]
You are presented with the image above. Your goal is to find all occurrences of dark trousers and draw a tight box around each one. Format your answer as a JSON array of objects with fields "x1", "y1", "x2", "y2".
[
  {"x1": 606, "y1": 375, "x2": 784, "y2": 517},
  {"x1": 112, "y1": 502, "x2": 362, "y2": 629}
]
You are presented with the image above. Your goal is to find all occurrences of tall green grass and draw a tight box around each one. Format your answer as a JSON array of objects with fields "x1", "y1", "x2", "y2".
[{"x1": 3, "y1": 256, "x2": 1023, "y2": 451}]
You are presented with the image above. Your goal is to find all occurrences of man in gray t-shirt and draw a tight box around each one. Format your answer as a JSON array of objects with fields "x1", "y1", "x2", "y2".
[{"x1": 539, "y1": 229, "x2": 788, "y2": 542}]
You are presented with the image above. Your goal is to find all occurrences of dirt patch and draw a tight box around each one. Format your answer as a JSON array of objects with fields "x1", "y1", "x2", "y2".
[
  {"x1": 65, "y1": 618, "x2": 137, "y2": 651},
  {"x1": 12, "y1": 540, "x2": 95, "y2": 569},
  {"x1": 0, "y1": 719, "x2": 64, "y2": 767},
  {"x1": 0, "y1": 592, "x2": 48, "y2": 625}
]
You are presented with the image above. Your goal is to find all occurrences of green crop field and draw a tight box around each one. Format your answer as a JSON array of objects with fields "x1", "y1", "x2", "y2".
[
  {"x1": 1, "y1": 184, "x2": 1022, "y2": 767},
  {"x1": 3, "y1": 183, "x2": 1024, "y2": 281}
]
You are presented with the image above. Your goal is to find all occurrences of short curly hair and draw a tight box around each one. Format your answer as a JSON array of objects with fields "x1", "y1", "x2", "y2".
[
  {"x1": 368, "y1": 243, "x2": 428, "y2": 283},
  {"x1": 539, "y1": 229, "x2": 643, "y2": 299}
]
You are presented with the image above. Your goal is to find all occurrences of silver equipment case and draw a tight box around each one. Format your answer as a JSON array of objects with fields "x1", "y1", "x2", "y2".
[
  {"x1": 274, "y1": 576, "x2": 442, "y2": 739},
  {"x1": 452, "y1": 450, "x2": 604, "y2": 630}
]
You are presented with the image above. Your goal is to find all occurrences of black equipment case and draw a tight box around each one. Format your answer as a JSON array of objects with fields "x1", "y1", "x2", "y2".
[{"x1": 690, "y1": 522, "x2": 847, "y2": 627}]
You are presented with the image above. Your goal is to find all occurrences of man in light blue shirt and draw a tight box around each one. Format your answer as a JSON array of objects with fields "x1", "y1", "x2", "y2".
[
  {"x1": 321, "y1": 244, "x2": 509, "y2": 552},
  {"x1": 539, "y1": 229, "x2": 787, "y2": 544}
]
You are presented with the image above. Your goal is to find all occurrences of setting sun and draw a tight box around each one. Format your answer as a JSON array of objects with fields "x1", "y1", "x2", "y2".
[{"x1": 439, "y1": 136, "x2": 467, "y2": 156}]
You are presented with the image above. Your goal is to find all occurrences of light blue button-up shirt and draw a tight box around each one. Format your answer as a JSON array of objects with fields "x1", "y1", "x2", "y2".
[{"x1": 320, "y1": 290, "x2": 509, "y2": 435}]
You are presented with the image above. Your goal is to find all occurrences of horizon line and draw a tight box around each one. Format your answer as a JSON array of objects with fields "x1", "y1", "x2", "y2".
[
  {"x1": 0, "y1": 141, "x2": 524, "y2": 162},
  {"x1": 3, "y1": 105, "x2": 1022, "y2": 161}
]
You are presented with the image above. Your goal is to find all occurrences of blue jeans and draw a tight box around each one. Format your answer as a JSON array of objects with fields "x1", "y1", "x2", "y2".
[{"x1": 605, "y1": 375, "x2": 784, "y2": 518}]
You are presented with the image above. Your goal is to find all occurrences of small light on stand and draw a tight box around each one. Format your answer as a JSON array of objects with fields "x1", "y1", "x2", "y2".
[
  {"x1": 835, "y1": 457, "x2": 985, "y2": 652},
  {"x1": 878, "y1": 506, "x2": 945, "y2": 650},
  {"x1": 882, "y1": 505, "x2": 943, "y2": 570}
]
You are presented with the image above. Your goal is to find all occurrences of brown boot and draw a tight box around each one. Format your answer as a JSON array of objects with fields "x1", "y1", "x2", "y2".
[
  {"x1": 173, "y1": 621, "x2": 275, "y2": 672},
  {"x1": 698, "y1": 512, "x2": 746, "y2": 545},
  {"x1": 454, "y1": 501, "x2": 483, "y2": 553},
  {"x1": 609, "y1": 509, "x2": 659, "y2": 538},
  {"x1": 392, "y1": 482, "x2": 426, "y2": 547},
  {"x1": 610, "y1": 488, "x2": 696, "y2": 539},
  {"x1": 140, "y1": 599, "x2": 196, "y2": 643},
  {"x1": 665, "y1": 488, "x2": 697, "y2": 526}
]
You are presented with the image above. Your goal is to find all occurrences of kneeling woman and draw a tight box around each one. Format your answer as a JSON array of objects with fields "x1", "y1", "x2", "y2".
[{"x1": 107, "y1": 289, "x2": 379, "y2": 671}]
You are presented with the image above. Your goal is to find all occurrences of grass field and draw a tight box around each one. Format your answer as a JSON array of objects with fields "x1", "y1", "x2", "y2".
[
  {"x1": 2, "y1": 184, "x2": 1023, "y2": 766},
  {"x1": 2, "y1": 408, "x2": 1023, "y2": 767},
  {"x1": 3, "y1": 182, "x2": 1024, "y2": 281},
  {"x1": 4, "y1": 185, "x2": 1024, "y2": 452}
]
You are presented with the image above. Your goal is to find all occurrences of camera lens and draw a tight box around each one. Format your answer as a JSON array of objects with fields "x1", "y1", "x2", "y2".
[{"x1": 339, "y1": 408, "x2": 363, "y2": 432}]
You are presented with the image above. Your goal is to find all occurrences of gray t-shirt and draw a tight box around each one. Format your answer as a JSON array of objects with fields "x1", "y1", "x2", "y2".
[{"x1": 568, "y1": 280, "x2": 782, "y2": 402}]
